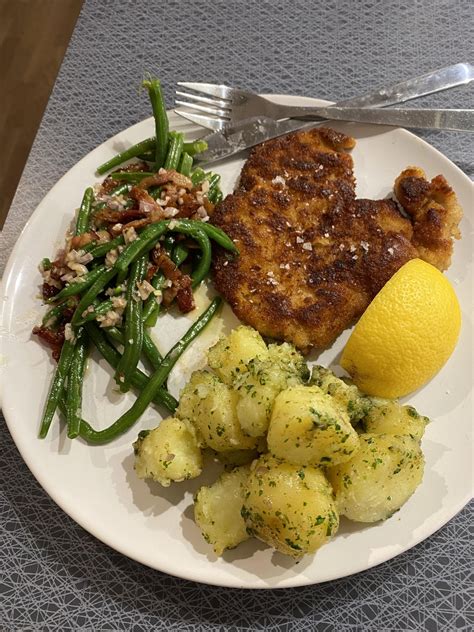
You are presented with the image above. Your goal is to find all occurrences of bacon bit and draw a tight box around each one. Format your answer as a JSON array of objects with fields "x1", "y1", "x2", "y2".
[
  {"x1": 42, "y1": 282, "x2": 61, "y2": 300},
  {"x1": 146, "y1": 264, "x2": 158, "y2": 282},
  {"x1": 32, "y1": 325, "x2": 65, "y2": 362},
  {"x1": 129, "y1": 187, "x2": 166, "y2": 220},
  {"x1": 122, "y1": 217, "x2": 151, "y2": 232},
  {"x1": 70, "y1": 231, "x2": 99, "y2": 250},
  {"x1": 99, "y1": 161, "x2": 150, "y2": 193},
  {"x1": 93, "y1": 207, "x2": 148, "y2": 226},
  {"x1": 151, "y1": 246, "x2": 195, "y2": 313},
  {"x1": 137, "y1": 169, "x2": 193, "y2": 191}
]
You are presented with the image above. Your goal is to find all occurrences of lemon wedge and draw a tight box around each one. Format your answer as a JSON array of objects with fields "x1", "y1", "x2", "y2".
[{"x1": 340, "y1": 259, "x2": 461, "y2": 398}]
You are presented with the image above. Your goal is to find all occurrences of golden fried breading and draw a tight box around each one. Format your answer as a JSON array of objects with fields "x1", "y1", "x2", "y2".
[
  {"x1": 211, "y1": 129, "x2": 462, "y2": 353},
  {"x1": 394, "y1": 166, "x2": 462, "y2": 270}
]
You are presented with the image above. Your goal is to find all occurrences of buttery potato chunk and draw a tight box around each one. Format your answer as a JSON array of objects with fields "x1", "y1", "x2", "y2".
[
  {"x1": 176, "y1": 370, "x2": 258, "y2": 452},
  {"x1": 242, "y1": 455, "x2": 339, "y2": 558},
  {"x1": 133, "y1": 417, "x2": 202, "y2": 487},
  {"x1": 311, "y1": 365, "x2": 372, "y2": 424},
  {"x1": 207, "y1": 325, "x2": 268, "y2": 385},
  {"x1": 327, "y1": 433, "x2": 425, "y2": 522},
  {"x1": 267, "y1": 386, "x2": 360, "y2": 466},
  {"x1": 194, "y1": 465, "x2": 251, "y2": 555},
  {"x1": 361, "y1": 399, "x2": 429, "y2": 442}
]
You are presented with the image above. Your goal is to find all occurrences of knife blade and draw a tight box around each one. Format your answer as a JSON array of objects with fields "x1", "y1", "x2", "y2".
[{"x1": 191, "y1": 108, "x2": 473, "y2": 165}]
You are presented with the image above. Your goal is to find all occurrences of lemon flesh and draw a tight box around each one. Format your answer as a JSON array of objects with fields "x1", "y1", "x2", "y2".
[{"x1": 340, "y1": 259, "x2": 461, "y2": 398}]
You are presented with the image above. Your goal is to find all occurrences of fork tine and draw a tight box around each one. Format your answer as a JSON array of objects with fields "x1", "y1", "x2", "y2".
[
  {"x1": 174, "y1": 99, "x2": 231, "y2": 118},
  {"x1": 174, "y1": 108, "x2": 228, "y2": 131},
  {"x1": 177, "y1": 82, "x2": 234, "y2": 100},
  {"x1": 175, "y1": 90, "x2": 230, "y2": 109}
]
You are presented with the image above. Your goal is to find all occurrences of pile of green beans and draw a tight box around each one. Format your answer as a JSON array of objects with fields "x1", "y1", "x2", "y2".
[{"x1": 36, "y1": 76, "x2": 233, "y2": 446}]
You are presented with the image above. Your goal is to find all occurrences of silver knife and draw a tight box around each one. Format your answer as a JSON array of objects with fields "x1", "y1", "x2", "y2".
[{"x1": 192, "y1": 109, "x2": 473, "y2": 165}]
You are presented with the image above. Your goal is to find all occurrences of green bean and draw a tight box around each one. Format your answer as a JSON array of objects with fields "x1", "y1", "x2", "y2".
[
  {"x1": 86, "y1": 235, "x2": 125, "y2": 259},
  {"x1": 73, "y1": 298, "x2": 114, "y2": 326},
  {"x1": 101, "y1": 326, "x2": 123, "y2": 345},
  {"x1": 115, "y1": 221, "x2": 169, "y2": 274},
  {"x1": 75, "y1": 187, "x2": 94, "y2": 235},
  {"x1": 115, "y1": 256, "x2": 147, "y2": 392},
  {"x1": 96, "y1": 137, "x2": 156, "y2": 175},
  {"x1": 142, "y1": 271, "x2": 165, "y2": 327},
  {"x1": 98, "y1": 137, "x2": 207, "y2": 176},
  {"x1": 49, "y1": 265, "x2": 107, "y2": 304},
  {"x1": 84, "y1": 323, "x2": 176, "y2": 410},
  {"x1": 186, "y1": 228, "x2": 211, "y2": 287},
  {"x1": 163, "y1": 233, "x2": 175, "y2": 253},
  {"x1": 200, "y1": 223, "x2": 238, "y2": 253},
  {"x1": 78, "y1": 297, "x2": 221, "y2": 443},
  {"x1": 66, "y1": 327, "x2": 89, "y2": 439},
  {"x1": 183, "y1": 139, "x2": 208, "y2": 156},
  {"x1": 164, "y1": 132, "x2": 184, "y2": 170},
  {"x1": 136, "y1": 151, "x2": 155, "y2": 162},
  {"x1": 209, "y1": 188, "x2": 224, "y2": 204},
  {"x1": 191, "y1": 168, "x2": 206, "y2": 186},
  {"x1": 109, "y1": 171, "x2": 155, "y2": 183},
  {"x1": 111, "y1": 183, "x2": 131, "y2": 197},
  {"x1": 142, "y1": 331, "x2": 163, "y2": 369},
  {"x1": 143, "y1": 78, "x2": 169, "y2": 170},
  {"x1": 178, "y1": 151, "x2": 193, "y2": 177},
  {"x1": 71, "y1": 267, "x2": 117, "y2": 326},
  {"x1": 116, "y1": 218, "x2": 234, "y2": 279},
  {"x1": 205, "y1": 172, "x2": 221, "y2": 190},
  {"x1": 172, "y1": 242, "x2": 189, "y2": 267},
  {"x1": 39, "y1": 338, "x2": 76, "y2": 438},
  {"x1": 106, "y1": 326, "x2": 163, "y2": 371},
  {"x1": 42, "y1": 300, "x2": 73, "y2": 326}
]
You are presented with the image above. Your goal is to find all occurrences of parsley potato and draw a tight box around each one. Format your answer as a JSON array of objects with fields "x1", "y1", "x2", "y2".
[
  {"x1": 242, "y1": 454, "x2": 339, "y2": 558},
  {"x1": 267, "y1": 385, "x2": 360, "y2": 466},
  {"x1": 234, "y1": 343, "x2": 308, "y2": 437},
  {"x1": 176, "y1": 370, "x2": 258, "y2": 452},
  {"x1": 194, "y1": 465, "x2": 251, "y2": 555},
  {"x1": 207, "y1": 325, "x2": 268, "y2": 385},
  {"x1": 133, "y1": 417, "x2": 203, "y2": 486},
  {"x1": 327, "y1": 433, "x2": 425, "y2": 522},
  {"x1": 311, "y1": 365, "x2": 372, "y2": 424},
  {"x1": 361, "y1": 399, "x2": 429, "y2": 442}
]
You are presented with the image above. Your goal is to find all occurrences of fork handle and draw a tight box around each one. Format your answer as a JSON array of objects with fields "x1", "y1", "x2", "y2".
[
  {"x1": 268, "y1": 62, "x2": 474, "y2": 118},
  {"x1": 290, "y1": 106, "x2": 474, "y2": 131}
]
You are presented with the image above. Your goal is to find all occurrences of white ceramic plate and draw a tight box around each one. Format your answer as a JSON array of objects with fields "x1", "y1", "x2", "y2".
[{"x1": 1, "y1": 96, "x2": 473, "y2": 589}]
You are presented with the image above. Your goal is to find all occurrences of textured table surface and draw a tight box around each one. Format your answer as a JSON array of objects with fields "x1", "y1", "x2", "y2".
[{"x1": 1, "y1": 0, "x2": 473, "y2": 630}]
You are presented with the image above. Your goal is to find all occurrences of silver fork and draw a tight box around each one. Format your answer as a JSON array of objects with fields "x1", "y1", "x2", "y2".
[{"x1": 175, "y1": 62, "x2": 474, "y2": 130}]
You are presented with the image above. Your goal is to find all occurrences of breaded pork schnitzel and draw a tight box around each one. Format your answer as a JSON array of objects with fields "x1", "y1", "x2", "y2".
[{"x1": 211, "y1": 128, "x2": 462, "y2": 352}]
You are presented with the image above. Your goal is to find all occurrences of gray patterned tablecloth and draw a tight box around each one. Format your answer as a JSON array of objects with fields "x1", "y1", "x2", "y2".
[{"x1": 1, "y1": 1, "x2": 473, "y2": 630}]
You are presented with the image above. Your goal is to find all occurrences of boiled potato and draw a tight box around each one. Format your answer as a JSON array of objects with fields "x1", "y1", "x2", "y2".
[
  {"x1": 211, "y1": 447, "x2": 261, "y2": 468},
  {"x1": 176, "y1": 370, "x2": 258, "y2": 452},
  {"x1": 267, "y1": 385, "x2": 360, "y2": 466},
  {"x1": 361, "y1": 399, "x2": 429, "y2": 442},
  {"x1": 267, "y1": 342, "x2": 310, "y2": 382},
  {"x1": 133, "y1": 417, "x2": 202, "y2": 487},
  {"x1": 194, "y1": 465, "x2": 251, "y2": 555},
  {"x1": 311, "y1": 365, "x2": 371, "y2": 424},
  {"x1": 242, "y1": 454, "x2": 339, "y2": 558},
  {"x1": 234, "y1": 342, "x2": 308, "y2": 437},
  {"x1": 207, "y1": 325, "x2": 268, "y2": 385},
  {"x1": 327, "y1": 433, "x2": 425, "y2": 522}
]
